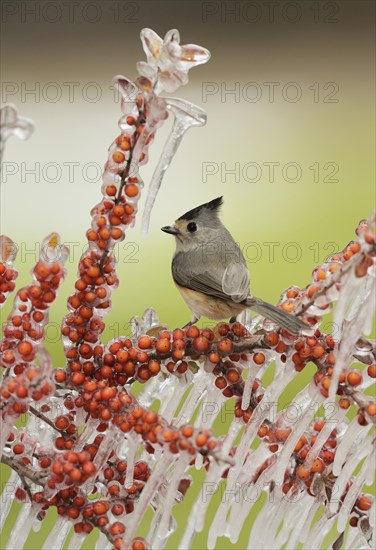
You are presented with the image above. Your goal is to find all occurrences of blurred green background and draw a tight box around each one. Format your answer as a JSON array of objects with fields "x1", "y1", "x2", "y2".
[{"x1": 0, "y1": 0, "x2": 375, "y2": 548}]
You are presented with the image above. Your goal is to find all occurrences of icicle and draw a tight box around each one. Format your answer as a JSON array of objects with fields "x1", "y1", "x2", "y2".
[
  {"x1": 222, "y1": 418, "x2": 242, "y2": 455},
  {"x1": 194, "y1": 453, "x2": 203, "y2": 469},
  {"x1": 333, "y1": 418, "x2": 370, "y2": 477},
  {"x1": 260, "y1": 387, "x2": 322, "y2": 490},
  {"x1": 148, "y1": 508, "x2": 176, "y2": 550},
  {"x1": 276, "y1": 493, "x2": 315, "y2": 549},
  {"x1": 120, "y1": 452, "x2": 175, "y2": 548},
  {"x1": 160, "y1": 376, "x2": 189, "y2": 423},
  {"x1": 179, "y1": 461, "x2": 225, "y2": 549},
  {"x1": 304, "y1": 406, "x2": 347, "y2": 469},
  {"x1": 125, "y1": 432, "x2": 139, "y2": 488},
  {"x1": 42, "y1": 517, "x2": 71, "y2": 550},
  {"x1": 0, "y1": 470, "x2": 19, "y2": 531},
  {"x1": 330, "y1": 435, "x2": 372, "y2": 514},
  {"x1": 153, "y1": 455, "x2": 190, "y2": 542},
  {"x1": 92, "y1": 423, "x2": 118, "y2": 473},
  {"x1": 344, "y1": 526, "x2": 371, "y2": 550},
  {"x1": 299, "y1": 498, "x2": 323, "y2": 545},
  {"x1": 95, "y1": 532, "x2": 112, "y2": 550},
  {"x1": 141, "y1": 98, "x2": 206, "y2": 233},
  {"x1": 303, "y1": 512, "x2": 337, "y2": 550},
  {"x1": 5, "y1": 503, "x2": 34, "y2": 550},
  {"x1": 138, "y1": 372, "x2": 165, "y2": 407},
  {"x1": 67, "y1": 532, "x2": 85, "y2": 550},
  {"x1": 194, "y1": 385, "x2": 224, "y2": 430},
  {"x1": 174, "y1": 369, "x2": 211, "y2": 426},
  {"x1": 227, "y1": 365, "x2": 297, "y2": 488},
  {"x1": 71, "y1": 417, "x2": 98, "y2": 452},
  {"x1": 227, "y1": 446, "x2": 270, "y2": 543},
  {"x1": 337, "y1": 446, "x2": 376, "y2": 532},
  {"x1": 247, "y1": 498, "x2": 285, "y2": 550},
  {"x1": 208, "y1": 366, "x2": 296, "y2": 550},
  {"x1": 330, "y1": 270, "x2": 374, "y2": 400},
  {"x1": 241, "y1": 364, "x2": 259, "y2": 411}
]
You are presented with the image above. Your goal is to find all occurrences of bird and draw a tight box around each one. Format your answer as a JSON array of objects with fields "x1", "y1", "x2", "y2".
[{"x1": 161, "y1": 196, "x2": 308, "y2": 335}]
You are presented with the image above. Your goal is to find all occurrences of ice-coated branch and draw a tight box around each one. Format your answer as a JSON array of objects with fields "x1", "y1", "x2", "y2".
[
  {"x1": 1, "y1": 28, "x2": 374, "y2": 550},
  {"x1": 0, "y1": 103, "x2": 34, "y2": 163}
]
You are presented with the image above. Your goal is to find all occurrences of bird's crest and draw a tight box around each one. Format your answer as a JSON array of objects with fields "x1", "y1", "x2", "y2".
[{"x1": 178, "y1": 196, "x2": 223, "y2": 221}]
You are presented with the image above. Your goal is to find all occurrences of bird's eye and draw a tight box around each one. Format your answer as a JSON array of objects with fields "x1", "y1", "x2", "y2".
[{"x1": 187, "y1": 222, "x2": 197, "y2": 233}]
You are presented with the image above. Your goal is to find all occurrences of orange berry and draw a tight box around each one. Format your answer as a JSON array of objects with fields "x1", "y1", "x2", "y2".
[
  {"x1": 13, "y1": 443, "x2": 25, "y2": 455},
  {"x1": 155, "y1": 338, "x2": 170, "y2": 354},
  {"x1": 195, "y1": 433, "x2": 208, "y2": 447},
  {"x1": 296, "y1": 465, "x2": 311, "y2": 480},
  {"x1": 226, "y1": 369, "x2": 240, "y2": 383},
  {"x1": 148, "y1": 360, "x2": 160, "y2": 374},
  {"x1": 367, "y1": 364, "x2": 376, "y2": 378},
  {"x1": 185, "y1": 326, "x2": 200, "y2": 338},
  {"x1": 338, "y1": 371, "x2": 346, "y2": 383},
  {"x1": 275, "y1": 341, "x2": 287, "y2": 354},
  {"x1": 125, "y1": 183, "x2": 138, "y2": 197},
  {"x1": 193, "y1": 336, "x2": 209, "y2": 352},
  {"x1": 312, "y1": 345, "x2": 325, "y2": 359},
  {"x1": 366, "y1": 403, "x2": 376, "y2": 416},
  {"x1": 307, "y1": 285, "x2": 320, "y2": 298},
  {"x1": 347, "y1": 371, "x2": 362, "y2": 386},
  {"x1": 217, "y1": 338, "x2": 233, "y2": 354},
  {"x1": 112, "y1": 151, "x2": 125, "y2": 163},
  {"x1": 119, "y1": 139, "x2": 130, "y2": 151},
  {"x1": 350, "y1": 242, "x2": 361, "y2": 253},
  {"x1": 311, "y1": 458, "x2": 325, "y2": 473},
  {"x1": 314, "y1": 420, "x2": 325, "y2": 432},
  {"x1": 275, "y1": 428, "x2": 291, "y2": 442},
  {"x1": 181, "y1": 425, "x2": 193, "y2": 438},
  {"x1": 294, "y1": 435, "x2": 307, "y2": 452},
  {"x1": 105, "y1": 185, "x2": 117, "y2": 196},
  {"x1": 265, "y1": 332, "x2": 279, "y2": 347},
  {"x1": 356, "y1": 496, "x2": 372, "y2": 511},
  {"x1": 321, "y1": 450, "x2": 335, "y2": 463},
  {"x1": 253, "y1": 352, "x2": 265, "y2": 365},
  {"x1": 132, "y1": 538, "x2": 146, "y2": 550},
  {"x1": 215, "y1": 376, "x2": 227, "y2": 389},
  {"x1": 138, "y1": 336, "x2": 152, "y2": 350},
  {"x1": 257, "y1": 425, "x2": 268, "y2": 438},
  {"x1": 17, "y1": 341, "x2": 33, "y2": 356},
  {"x1": 208, "y1": 351, "x2": 220, "y2": 364}
]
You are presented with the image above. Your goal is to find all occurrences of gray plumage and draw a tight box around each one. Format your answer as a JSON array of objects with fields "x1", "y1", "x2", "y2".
[{"x1": 163, "y1": 196, "x2": 308, "y2": 334}]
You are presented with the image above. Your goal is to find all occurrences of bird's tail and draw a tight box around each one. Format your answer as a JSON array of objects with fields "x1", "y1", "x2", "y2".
[{"x1": 246, "y1": 297, "x2": 309, "y2": 335}]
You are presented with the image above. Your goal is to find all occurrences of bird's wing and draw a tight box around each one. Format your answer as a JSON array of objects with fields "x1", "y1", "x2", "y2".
[
  {"x1": 222, "y1": 261, "x2": 250, "y2": 302},
  {"x1": 172, "y1": 251, "x2": 250, "y2": 303}
]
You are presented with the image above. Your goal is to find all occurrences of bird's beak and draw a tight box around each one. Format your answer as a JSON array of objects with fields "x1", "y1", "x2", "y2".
[{"x1": 161, "y1": 225, "x2": 179, "y2": 235}]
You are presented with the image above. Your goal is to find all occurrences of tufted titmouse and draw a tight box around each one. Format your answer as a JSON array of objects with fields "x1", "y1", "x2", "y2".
[{"x1": 161, "y1": 196, "x2": 308, "y2": 334}]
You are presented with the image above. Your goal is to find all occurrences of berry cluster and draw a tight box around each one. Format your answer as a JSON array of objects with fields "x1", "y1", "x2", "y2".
[
  {"x1": 61, "y1": 78, "x2": 168, "y2": 380},
  {"x1": 277, "y1": 218, "x2": 375, "y2": 323},
  {"x1": 1, "y1": 363, "x2": 55, "y2": 416},
  {"x1": 0, "y1": 235, "x2": 18, "y2": 306},
  {"x1": 1, "y1": 234, "x2": 68, "y2": 369},
  {"x1": 46, "y1": 450, "x2": 96, "y2": 490},
  {"x1": 33, "y1": 485, "x2": 147, "y2": 550}
]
